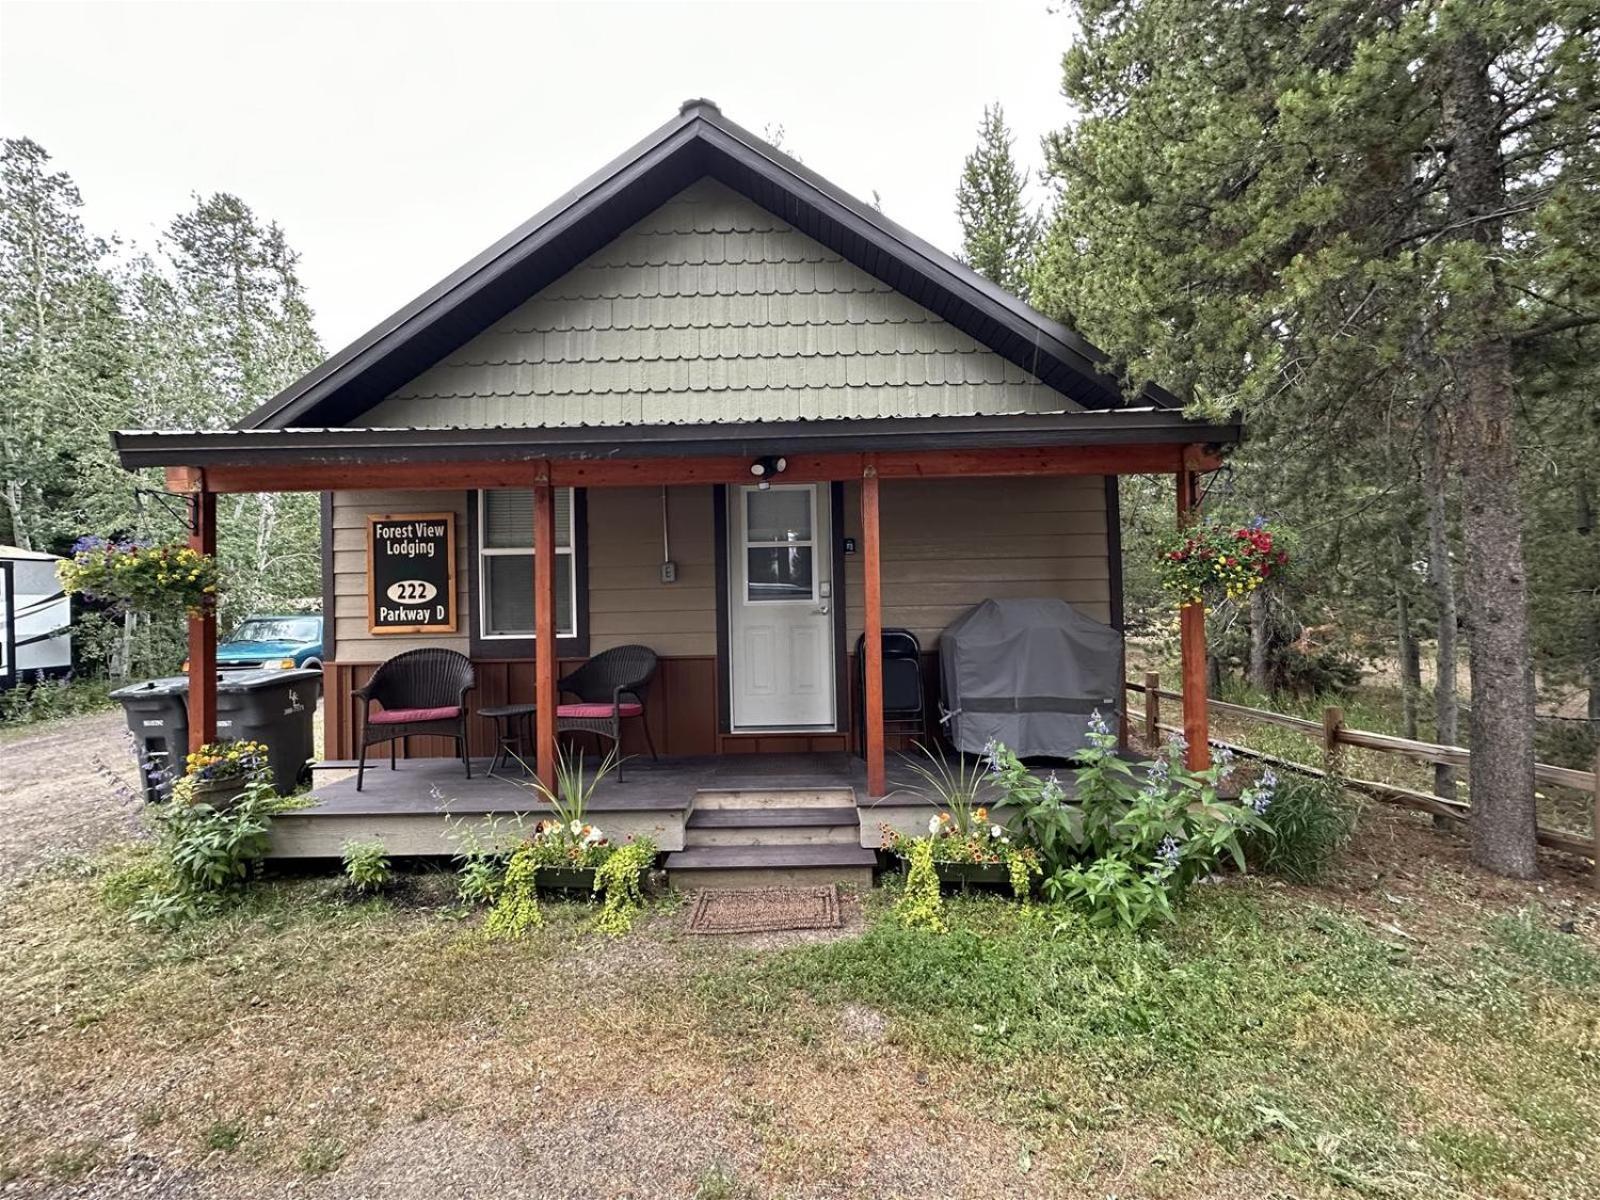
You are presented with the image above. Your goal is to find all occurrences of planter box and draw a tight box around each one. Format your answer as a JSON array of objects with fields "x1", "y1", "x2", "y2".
[
  {"x1": 535, "y1": 866, "x2": 598, "y2": 892},
  {"x1": 188, "y1": 776, "x2": 248, "y2": 810},
  {"x1": 895, "y1": 855, "x2": 1011, "y2": 888}
]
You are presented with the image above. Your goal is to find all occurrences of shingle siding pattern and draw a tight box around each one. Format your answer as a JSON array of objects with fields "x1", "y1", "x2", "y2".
[{"x1": 361, "y1": 180, "x2": 1072, "y2": 429}]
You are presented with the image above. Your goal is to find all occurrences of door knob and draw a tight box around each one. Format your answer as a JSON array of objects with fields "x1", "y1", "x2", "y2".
[{"x1": 814, "y1": 604, "x2": 830, "y2": 615}]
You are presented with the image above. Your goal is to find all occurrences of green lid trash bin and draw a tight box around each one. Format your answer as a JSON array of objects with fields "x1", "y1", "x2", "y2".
[
  {"x1": 110, "y1": 675, "x2": 190, "y2": 803},
  {"x1": 111, "y1": 669, "x2": 320, "y2": 798},
  {"x1": 216, "y1": 669, "x2": 321, "y2": 795}
]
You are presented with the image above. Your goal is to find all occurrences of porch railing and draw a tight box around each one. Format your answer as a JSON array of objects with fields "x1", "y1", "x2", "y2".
[{"x1": 1127, "y1": 672, "x2": 1600, "y2": 883}]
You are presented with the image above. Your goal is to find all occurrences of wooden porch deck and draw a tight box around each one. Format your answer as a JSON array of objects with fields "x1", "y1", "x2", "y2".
[{"x1": 271, "y1": 752, "x2": 1007, "y2": 859}]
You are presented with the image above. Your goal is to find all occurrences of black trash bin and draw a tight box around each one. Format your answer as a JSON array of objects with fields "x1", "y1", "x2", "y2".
[
  {"x1": 215, "y1": 669, "x2": 321, "y2": 795},
  {"x1": 110, "y1": 675, "x2": 190, "y2": 803}
]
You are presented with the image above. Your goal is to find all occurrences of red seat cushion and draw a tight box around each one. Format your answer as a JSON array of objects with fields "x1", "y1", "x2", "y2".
[
  {"x1": 369, "y1": 705, "x2": 462, "y2": 724},
  {"x1": 557, "y1": 702, "x2": 644, "y2": 719}
]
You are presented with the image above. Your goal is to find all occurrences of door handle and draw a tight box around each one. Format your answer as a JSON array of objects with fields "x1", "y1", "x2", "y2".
[{"x1": 814, "y1": 604, "x2": 831, "y2": 615}]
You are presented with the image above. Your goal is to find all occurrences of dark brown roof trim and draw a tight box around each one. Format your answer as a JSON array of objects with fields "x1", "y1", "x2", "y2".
[
  {"x1": 237, "y1": 102, "x2": 1181, "y2": 433},
  {"x1": 116, "y1": 411, "x2": 1239, "y2": 471}
]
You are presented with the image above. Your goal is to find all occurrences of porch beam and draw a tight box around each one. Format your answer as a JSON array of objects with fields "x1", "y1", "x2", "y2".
[
  {"x1": 533, "y1": 471, "x2": 558, "y2": 790},
  {"x1": 861, "y1": 460, "x2": 886, "y2": 798},
  {"x1": 1176, "y1": 466, "x2": 1210, "y2": 770},
  {"x1": 186, "y1": 479, "x2": 218, "y2": 754},
  {"x1": 165, "y1": 443, "x2": 1223, "y2": 496}
]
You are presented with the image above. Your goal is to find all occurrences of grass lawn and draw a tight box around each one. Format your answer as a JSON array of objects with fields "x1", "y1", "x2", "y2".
[{"x1": 2, "y1": 806, "x2": 1598, "y2": 1198}]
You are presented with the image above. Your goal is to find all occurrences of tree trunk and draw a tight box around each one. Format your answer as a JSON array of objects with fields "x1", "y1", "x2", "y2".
[
  {"x1": 1443, "y1": 31, "x2": 1539, "y2": 878},
  {"x1": 1423, "y1": 404, "x2": 1460, "y2": 807},
  {"x1": 1248, "y1": 587, "x2": 1270, "y2": 695},
  {"x1": 1394, "y1": 536, "x2": 1421, "y2": 741}
]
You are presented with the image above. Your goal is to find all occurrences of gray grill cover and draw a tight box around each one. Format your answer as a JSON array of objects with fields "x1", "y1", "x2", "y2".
[{"x1": 939, "y1": 598, "x2": 1123, "y2": 758}]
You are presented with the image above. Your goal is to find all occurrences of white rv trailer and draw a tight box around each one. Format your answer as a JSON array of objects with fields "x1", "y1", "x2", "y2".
[{"x1": 0, "y1": 547, "x2": 73, "y2": 689}]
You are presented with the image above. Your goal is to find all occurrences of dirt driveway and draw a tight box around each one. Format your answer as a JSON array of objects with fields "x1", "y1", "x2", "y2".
[{"x1": 0, "y1": 711, "x2": 146, "y2": 886}]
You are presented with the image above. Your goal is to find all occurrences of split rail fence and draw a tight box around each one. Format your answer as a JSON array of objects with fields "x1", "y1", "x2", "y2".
[{"x1": 1126, "y1": 673, "x2": 1600, "y2": 880}]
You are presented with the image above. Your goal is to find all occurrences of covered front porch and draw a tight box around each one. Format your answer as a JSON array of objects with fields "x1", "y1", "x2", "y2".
[
  {"x1": 279, "y1": 748, "x2": 1047, "y2": 892},
  {"x1": 137, "y1": 435, "x2": 1225, "y2": 802}
]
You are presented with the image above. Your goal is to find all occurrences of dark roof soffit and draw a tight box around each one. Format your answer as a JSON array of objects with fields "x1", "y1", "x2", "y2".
[
  {"x1": 239, "y1": 103, "x2": 1182, "y2": 432},
  {"x1": 115, "y1": 411, "x2": 1240, "y2": 471}
]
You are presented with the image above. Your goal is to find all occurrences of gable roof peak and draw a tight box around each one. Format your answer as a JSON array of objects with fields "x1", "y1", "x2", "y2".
[{"x1": 236, "y1": 101, "x2": 1185, "y2": 430}]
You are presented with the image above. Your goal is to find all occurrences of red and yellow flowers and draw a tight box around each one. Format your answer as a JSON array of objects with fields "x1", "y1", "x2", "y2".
[{"x1": 1158, "y1": 517, "x2": 1290, "y2": 608}]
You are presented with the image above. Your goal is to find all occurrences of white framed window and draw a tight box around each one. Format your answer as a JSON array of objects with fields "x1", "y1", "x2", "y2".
[{"x1": 476, "y1": 489, "x2": 577, "y2": 638}]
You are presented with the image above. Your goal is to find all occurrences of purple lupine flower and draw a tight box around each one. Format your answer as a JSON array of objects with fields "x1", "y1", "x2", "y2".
[
  {"x1": 982, "y1": 738, "x2": 1006, "y2": 776},
  {"x1": 1250, "y1": 516, "x2": 1269, "y2": 530},
  {"x1": 1214, "y1": 745, "x2": 1236, "y2": 782},
  {"x1": 1088, "y1": 709, "x2": 1109, "y2": 737},
  {"x1": 1166, "y1": 730, "x2": 1189, "y2": 758}
]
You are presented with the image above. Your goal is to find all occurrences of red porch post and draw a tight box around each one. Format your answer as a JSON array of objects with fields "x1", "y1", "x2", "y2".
[
  {"x1": 861, "y1": 461, "x2": 886, "y2": 797},
  {"x1": 1176, "y1": 462, "x2": 1210, "y2": 770},
  {"x1": 187, "y1": 479, "x2": 218, "y2": 754},
  {"x1": 533, "y1": 472, "x2": 558, "y2": 791}
]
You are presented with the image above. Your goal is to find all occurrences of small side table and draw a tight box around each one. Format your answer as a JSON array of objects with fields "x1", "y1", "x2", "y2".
[{"x1": 479, "y1": 703, "x2": 538, "y2": 779}]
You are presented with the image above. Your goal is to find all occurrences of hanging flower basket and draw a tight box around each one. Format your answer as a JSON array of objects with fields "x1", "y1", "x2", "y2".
[
  {"x1": 58, "y1": 537, "x2": 222, "y2": 618},
  {"x1": 1157, "y1": 518, "x2": 1289, "y2": 609}
]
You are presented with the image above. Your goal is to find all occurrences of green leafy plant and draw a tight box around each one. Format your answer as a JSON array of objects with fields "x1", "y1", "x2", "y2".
[
  {"x1": 129, "y1": 767, "x2": 303, "y2": 928},
  {"x1": 484, "y1": 844, "x2": 544, "y2": 938},
  {"x1": 1242, "y1": 772, "x2": 1352, "y2": 883},
  {"x1": 341, "y1": 839, "x2": 392, "y2": 894},
  {"x1": 993, "y1": 715, "x2": 1270, "y2": 931},
  {"x1": 902, "y1": 741, "x2": 989, "y2": 834},
  {"x1": 893, "y1": 838, "x2": 947, "y2": 933},
  {"x1": 593, "y1": 839, "x2": 657, "y2": 935}
]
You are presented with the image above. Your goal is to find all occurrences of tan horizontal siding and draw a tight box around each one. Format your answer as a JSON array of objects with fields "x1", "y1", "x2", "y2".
[
  {"x1": 327, "y1": 477, "x2": 1112, "y2": 667},
  {"x1": 587, "y1": 486, "x2": 717, "y2": 656},
  {"x1": 841, "y1": 477, "x2": 1111, "y2": 645}
]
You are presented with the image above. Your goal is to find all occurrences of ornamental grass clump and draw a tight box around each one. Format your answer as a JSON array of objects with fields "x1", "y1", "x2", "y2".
[
  {"x1": 1157, "y1": 517, "x2": 1289, "y2": 609},
  {"x1": 58, "y1": 536, "x2": 222, "y2": 617}
]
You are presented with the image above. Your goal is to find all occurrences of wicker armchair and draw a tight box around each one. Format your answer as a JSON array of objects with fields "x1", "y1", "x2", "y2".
[
  {"x1": 355, "y1": 648, "x2": 476, "y2": 791},
  {"x1": 556, "y1": 644, "x2": 658, "y2": 780}
]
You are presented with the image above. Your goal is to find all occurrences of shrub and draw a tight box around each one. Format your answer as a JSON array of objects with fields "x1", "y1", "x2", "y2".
[
  {"x1": 996, "y1": 715, "x2": 1271, "y2": 931},
  {"x1": 341, "y1": 839, "x2": 393, "y2": 893},
  {"x1": 128, "y1": 763, "x2": 303, "y2": 928},
  {"x1": 0, "y1": 674, "x2": 113, "y2": 726},
  {"x1": 1243, "y1": 772, "x2": 1352, "y2": 882}
]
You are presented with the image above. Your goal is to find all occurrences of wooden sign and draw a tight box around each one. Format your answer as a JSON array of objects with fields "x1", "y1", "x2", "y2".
[{"x1": 367, "y1": 513, "x2": 457, "y2": 635}]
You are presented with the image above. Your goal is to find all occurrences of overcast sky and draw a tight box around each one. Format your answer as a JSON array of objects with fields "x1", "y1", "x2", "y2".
[{"x1": 0, "y1": 0, "x2": 1073, "y2": 351}]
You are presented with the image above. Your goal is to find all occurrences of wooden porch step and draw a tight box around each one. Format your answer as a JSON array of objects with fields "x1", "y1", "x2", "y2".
[
  {"x1": 684, "y1": 805, "x2": 859, "y2": 848},
  {"x1": 693, "y1": 787, "x2": 857, "y2": 811},
  {"x1": 687, "y1": 805, "x2": 857, "y2": 828},
  {"x1": 666, "y1": 842, "x2": 876, "y2": 891}
]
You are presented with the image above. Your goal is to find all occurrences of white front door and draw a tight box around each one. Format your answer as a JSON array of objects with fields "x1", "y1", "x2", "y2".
[{"x1": 728, "y1": 484, "x2": 836, "y2": 730}]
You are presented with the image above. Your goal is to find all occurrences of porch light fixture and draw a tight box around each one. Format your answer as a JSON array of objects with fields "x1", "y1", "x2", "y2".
[{"x1": 750, "y1": 455, "x2": 787, "y2": 490}]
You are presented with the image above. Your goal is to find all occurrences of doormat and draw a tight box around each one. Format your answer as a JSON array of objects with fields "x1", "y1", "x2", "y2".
[{"x1": 687, "y1": 886, "x2": 841, "y2": 935}]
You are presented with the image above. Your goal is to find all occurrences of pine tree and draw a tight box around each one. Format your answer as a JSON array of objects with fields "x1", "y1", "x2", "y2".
[
  {"x1": 956, "y1": 104, "x2": 1039, "y2": 299},
  {"x1": 1036, "y1": 0, "x2": 1600, "y2": 878}
]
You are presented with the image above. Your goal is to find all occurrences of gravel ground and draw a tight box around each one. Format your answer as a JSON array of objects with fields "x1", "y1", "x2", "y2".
[{"x1": 0, "y1": 711, "x2": 145, "y2": 887}]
